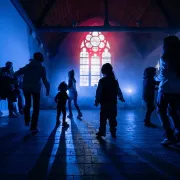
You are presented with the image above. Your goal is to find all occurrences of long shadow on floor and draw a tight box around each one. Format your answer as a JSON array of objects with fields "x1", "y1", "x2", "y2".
[
  {"x1": 70, "y1": 118, "x2": 126, "y2": 179},
  {"x1": 81, "y1": 119, "x2": 180, "y2": 179},
  {"x1": 27, "y1": 126, "x2": 58, "y2": 180},
  {"x1": 48, "y1": 119, "x2": 93, "y2": 179},
  {"x1": 48, "y1": 125, "x2": 69, "y2": 180},
  {"x1": 129, "y1": 144, "x2": 180, "y2": 179},
  {"x1": 166, "y1": 144, "x2": 180, "y2": 153},
  {"x1": 70, "y1": 118, "x2": 92, "y2": 177}
]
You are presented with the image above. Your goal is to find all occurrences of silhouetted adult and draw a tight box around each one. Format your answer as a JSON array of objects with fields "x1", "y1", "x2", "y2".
[
  {"x1": 0, "y1": 62, "x2": 17, "y2": 117},
  {"x1": 15, "y1": 52, "x2": 50, "y2": 132},
  {"x1": 157, "y1": 36, "x2": 180, "y2": 145}
]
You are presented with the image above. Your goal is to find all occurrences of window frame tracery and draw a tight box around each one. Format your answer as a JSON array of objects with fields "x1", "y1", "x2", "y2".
[{"x1": 80, "y1": 32, "x2": 111, "y2": 87}]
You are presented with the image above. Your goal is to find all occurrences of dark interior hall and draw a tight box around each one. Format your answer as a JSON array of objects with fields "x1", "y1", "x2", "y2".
[{"x1": 0, "y1": 0, "x2": 180, "y2": 179}]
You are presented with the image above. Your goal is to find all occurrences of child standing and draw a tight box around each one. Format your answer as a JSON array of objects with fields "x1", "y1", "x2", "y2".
[
  {"x1": 67, "y1": 70, "x2": 82, "y2": 119},
  {"x1": 95, "y1": 63, "x2": 125, "y2": 139},
  {"x1": 142, "y1": 67, "x2": 159, "y2": 127},
  {"x1": 55, "y1": 81, "x2": 69, "y2": 126}
]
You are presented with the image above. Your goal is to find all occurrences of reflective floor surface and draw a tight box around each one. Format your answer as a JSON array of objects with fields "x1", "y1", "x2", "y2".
[{"x1": 0, "y1": 110, "x2": 180, "y2": 180}]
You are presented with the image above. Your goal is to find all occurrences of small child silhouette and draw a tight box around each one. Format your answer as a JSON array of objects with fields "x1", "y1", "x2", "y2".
[
  {"x1": 55, "y1": 81, "x2": 69, "y2": 126},
  {"x1": 95, "y1": 63, "x2": 125, "y2": 139},
  {"x1": 142, "y1": 67, "x2": 159, "y2": 127}
]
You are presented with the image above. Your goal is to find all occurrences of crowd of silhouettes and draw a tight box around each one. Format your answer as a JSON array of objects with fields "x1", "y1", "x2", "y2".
[
  {"x1": 0, "y1": 52, "x2": 50, "y2": 133},
  {"x1": 0, "y1": 61, "x2": 22, "y2": 118},
  {"x1": 0, "y1": 35, "x2": 180, "y2": 144}
]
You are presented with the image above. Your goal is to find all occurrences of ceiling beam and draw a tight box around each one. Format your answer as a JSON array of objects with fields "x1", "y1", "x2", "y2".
[
  {"x1": 156, "y1": 0, "x2": 175, "y2": 27},
  {"x1": 38, "y1": 26, "x2": 180, "y2": 33},
  {"x1": 36, "y1": 0, "x2": 57, "y2": 27},
  {"x1": 104, "y1": 0, "x2": 110, "y2": 26}
]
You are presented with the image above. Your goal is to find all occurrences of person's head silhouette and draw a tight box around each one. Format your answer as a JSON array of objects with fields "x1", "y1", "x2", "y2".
[
  {"x1": 58, "y1": 81, "x2": 68, "y2": 92},
  {"x1": 68, "y1": 70, "x2": 75, "y2": 79},
  {"x1": 33, "y1": 52, "x2": 44, "y2": 62},
  {"x1": 101, "y1": 63, "x2": 115, "y2": 78},
  {"x1": 5, "y1": 61, "x2": 13, "y2": 71}
]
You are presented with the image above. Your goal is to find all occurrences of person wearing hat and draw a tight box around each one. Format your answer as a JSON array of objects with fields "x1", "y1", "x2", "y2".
[{"x1": 15, "y1": 52, "x2": 50, "y2": 132}]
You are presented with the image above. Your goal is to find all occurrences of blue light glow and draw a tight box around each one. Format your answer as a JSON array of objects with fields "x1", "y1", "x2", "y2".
[
  {"x1": 127, "y1": 88, "x2": 132, "y2": 94},
  {"x1": 124, "y1": 87, "x2": 134, "y2": 95}
]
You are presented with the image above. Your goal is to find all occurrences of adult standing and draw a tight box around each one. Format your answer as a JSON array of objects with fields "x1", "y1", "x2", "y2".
[
  {"x1": 157, "y1": 36, "x2": 180, "y2": 145},
  {"x1": 15, "y1": 52, "x2": 50, "y2": 132},
  {"x1": 0, "y1": 62, "x2": 17, "y2": 118}
]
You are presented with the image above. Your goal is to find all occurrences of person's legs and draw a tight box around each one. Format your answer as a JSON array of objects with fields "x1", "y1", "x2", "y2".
[
  {"x1": 73, "y1": 95, "x2": 82, "y2": 117},
  {"x1": 97, "y1": 107, "x2": 107, "y2": 136},
  {"x1": 157, "y1": 93, "x2": 174, "y2": 144},
  {"x1": 31, "y1": 93, "x2": 40, "y2": 130},
  {"x1": 7, "y1": 95, "x2": 15, "y2": 117},
  {"x1": 18, "y1": 89, "x2": 24, "y2": 114},
  {"x1": 144, "y1": 100, "x2": 154, "y2": 122},
  {"x1": 62, "y1": 106, "x2": 68, "y2": 126},
  {"x1": 168, "y1": 94, "x2": 180, "y2": 140},
  {"x1": 56, "y1": 105, "x2": 61, "y2": 125},
  {"x1": 62, "y1": 106, "x2": 66, "y2": 123},
  {"x1": 11, "y1": 90, "x2": 20, "y2": 116},
  {"x1": 23, "y1": 92, "x2": 31, "y2": 125},
  {"x1": 109, "y1": 116, "x2": 117, "y2": 138},
  {"x1": 68, "y1": 99, "x2": 73, "y2": 117}
]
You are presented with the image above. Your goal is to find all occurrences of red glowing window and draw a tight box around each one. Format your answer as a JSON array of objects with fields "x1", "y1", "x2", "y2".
[{"x1": 80, "y1": 32, "x2": 111, "y2": 86}]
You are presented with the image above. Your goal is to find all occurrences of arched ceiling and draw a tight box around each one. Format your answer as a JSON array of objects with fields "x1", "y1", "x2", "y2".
[{"x1": 18, "y1": 0, "x2": 180, "y2": 57}]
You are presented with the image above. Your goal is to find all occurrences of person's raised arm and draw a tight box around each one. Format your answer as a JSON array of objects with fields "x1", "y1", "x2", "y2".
[
  {"x1": 117, "y1": 81, "x2": 125, "y2": 102},
  {"x1": 14, "y1": 66, "x2": 27, "y2": 77},
  {"x1": 42, "y1": 67, "x2": 50, "y2": 96}
]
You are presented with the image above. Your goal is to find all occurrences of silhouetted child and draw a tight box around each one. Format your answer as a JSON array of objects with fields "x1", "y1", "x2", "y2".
[
  {"x1": 142, "y1": 67, "x2": 159, "y2": 127},
  {"x1": 95, "y1": 63, "x2": 125, "y2": 139},
  {"x1": 67, "y1": 70, "x2": 82, "y2": 119},
  {"x1": 55, "y1": 81, "x2": 69, "y2": 126}
]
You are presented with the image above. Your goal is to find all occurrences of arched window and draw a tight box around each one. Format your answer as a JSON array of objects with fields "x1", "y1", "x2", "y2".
[{"x1": 80, "y1": 32, "x2": 111, "y2": 86}]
